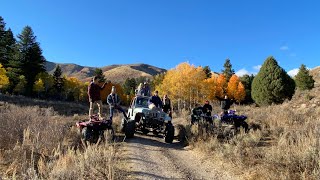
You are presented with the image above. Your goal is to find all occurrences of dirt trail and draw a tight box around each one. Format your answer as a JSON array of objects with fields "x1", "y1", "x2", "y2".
[{"x1": 120, "y1": 133, "x2": 237, "y2": 180}]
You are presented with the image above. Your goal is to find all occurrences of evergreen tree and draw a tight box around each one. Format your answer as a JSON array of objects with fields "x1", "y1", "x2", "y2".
[
  {"x1": 203, "y1": 66, "x2": 212, "y2": 79},
  {"x1": 251, "y1": 56, "x2": 295, "y2": 106},
  {"x1": 222, "y1": 58, "x2": 235, "y2": 82},
  {"x1": 0, "y1": 16, "x2": 8, "y2": 67},
  {"x1": 52, "y1": 65, "x2": 64, "y2": 99},
  {"x1": 4, "y1": 29, "x2": 22, "y2": 94},
  {"x1": 94, "y1": 68, "x2": 106, "y2": 82},
  {"x1": 240, "y1": 74, "x2": 254, "y2": 103},
  {"x1": 295, "y1": 64, "x2": 315, "y2": 90},
  {"x1": 17, "y1": 26, "x2": 46, "y2": 95},
  {"x1": 123, "y1": 78, "x2": 137, "y2": 95},
  {"x1": 0, "y1": 17, "x2": 17, "y2": 68}
]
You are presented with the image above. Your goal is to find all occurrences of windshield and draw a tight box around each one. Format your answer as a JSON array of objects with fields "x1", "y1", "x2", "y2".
[{"x1": 135, "y1": 96, "x2": 150, "y2": 108}]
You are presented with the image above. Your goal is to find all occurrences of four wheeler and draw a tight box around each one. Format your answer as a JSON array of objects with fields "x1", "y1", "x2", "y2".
[
  {"x1": 191, "y1": 108, "x2": 249, "y2": 137},
  {"x1": 219, "y1": 110, "x2": 249, "y2": 132},
  {"x1": 190, "y1": 106, "x2": 213, "y2": 125},
  {"x1": 121, "y1": 95, "x2": 175, "y2": 143},
  {"x1": 76, "y1": 115, "x2": 115, "y2": 144}
]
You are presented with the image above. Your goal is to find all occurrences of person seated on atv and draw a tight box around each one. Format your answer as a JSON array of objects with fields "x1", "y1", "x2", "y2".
[
  {"x1": 142, "y1": 82, "x2": 151, "y2": 96},
  {"x1": 216, "y1": 95, "x2": 235, "y2": 116},
  {"x1": 162, "y1": 94, "x2": 172, "y2": 118},
  {"x1": 107, "y1": 86, "x2": 128, "y2": 120},
  {"x1": 87, "y1": 76, "x2": 106, "y2": 119},
  {"x1": 150, "y1": 90, "x2": 163, "y2": 108},
  {"x1": 191, "y1": 104, "x2": 204, "y2": 125},
  {"x1": 203, "y1": 100, "x2": 213, "y2": 124}
]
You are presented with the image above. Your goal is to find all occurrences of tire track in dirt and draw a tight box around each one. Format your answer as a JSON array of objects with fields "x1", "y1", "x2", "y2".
[{"x1": 120, "y1": 133, "x2": 237, "y2": 180}]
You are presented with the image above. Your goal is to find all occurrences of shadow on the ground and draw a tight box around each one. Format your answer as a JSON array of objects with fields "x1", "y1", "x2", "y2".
[{"x1": 124, "y1": 133, "x2": 185, "y2": 150}]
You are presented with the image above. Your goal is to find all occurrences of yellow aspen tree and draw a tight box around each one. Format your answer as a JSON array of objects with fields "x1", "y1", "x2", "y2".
[
  {"x1": 156, "y1": 62, "x2": 206, "y2": 109},
  {"x1": 100, "y1": 82, "x2": 113, "y2": 102},
  {"x1": 36, "y1": 72, "x2": 54, "y2": 94},
  {"x1": 0, "y1": 64, "x2": 9, "y2": 89},
  {"x1": 64, "y1": 77, "x2": 82, "y2": 101},
  {"x1": 80, "y1": 82, "x2": 89, "y2": 102},
  {"x1": 33, "y1": 78, "x2": 45, "y2": 96},
  {"x1": 227, "y1": 74, "x2": 240, "y2": 99},
  {"x1": 234, "y1": 82, "x2": 246, "y2": 103},
  {"x1": 203, "y1": 75, "x2": 217, "y2": 101},
  {"x1": 215, "y1": 74, "x2": 227, "y2": 99}
]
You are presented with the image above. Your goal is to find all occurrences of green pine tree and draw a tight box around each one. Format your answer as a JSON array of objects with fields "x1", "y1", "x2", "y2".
[
  {"x1": 123, "y1": 78, "x2": 137, "y2": 95},
  {"x1": 295, "y1": 64, "x2": 315, "y2": 90},
  {"x1": 251, "y1": 56, "x2": 295, "y2": 106},
  {"x1": 52, "y1": 65, "x2": 64, "y2": 99},
  {"x1": 203, "y1": 66, "x2": 212, "y2": 79},
  {"x1": 94, "y1": 68, "x2": 106, "y2": 82},
  {"x1": 222, "y1": 58, "x2": 235, "y2": 82},
  {"x1": 18, "y1": 26, "x2": 46, "y2": 96},
  {"x1": 0, "y1": 16, "x2": 8, "y2": 67},
  {"x1": 4, "y1": 28, "x2": 23, "y2": 94},
  {"x1": 0, "y1": 17, "x2": 17, "y2": 68},
  {"x1": 240, "y1": 74, "x2": 254, "y2": 103}
]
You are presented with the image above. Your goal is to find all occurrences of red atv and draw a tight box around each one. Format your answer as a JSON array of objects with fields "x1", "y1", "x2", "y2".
[{"x1": 76, "y1": 115, "x2": 115, "y2": 144}]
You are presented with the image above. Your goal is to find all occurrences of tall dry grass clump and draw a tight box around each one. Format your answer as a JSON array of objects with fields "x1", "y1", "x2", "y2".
[
  {"x1": 0, "y1": 97, "x2": 120, "y2": 179},
  {"x1": 181, "y1": 89, "x2": 320, "y2": 179}
]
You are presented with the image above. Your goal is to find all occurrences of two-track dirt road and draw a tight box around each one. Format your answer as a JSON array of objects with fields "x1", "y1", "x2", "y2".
[{"x1": 120, "y1": 133, "x2": 237, "y2": 180}]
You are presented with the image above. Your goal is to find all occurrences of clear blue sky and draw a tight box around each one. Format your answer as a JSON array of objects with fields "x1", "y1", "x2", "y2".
[{"x1": 2, "y1": 0, "x2": 319, "y2": 76}]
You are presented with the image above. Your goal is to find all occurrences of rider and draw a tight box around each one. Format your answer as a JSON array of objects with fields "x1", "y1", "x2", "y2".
[
  {"x1": 142, "y1": 82, "x2": 151, "y2": 96},
  {"x1": 191, "y1": 104, "x2": 204, "y2": 125},
  {"x1": 107, "y1": 86, "x2": 129, "y2": 120},
  {"x1": 216, "y1": 95, "x2": 235, "y2": 116},
  {"x1": 150, "y1": 90, "x2": 162, "y2": 108},
  {"x1": 203, "y1": 100, "x2": 213, "y2": 124},
  {"x1": 87, "y1": 76, "x2": 106, "y2": 119},
  {"x1": 162, "y1": 94, "x2": 172, "y2": 118}
]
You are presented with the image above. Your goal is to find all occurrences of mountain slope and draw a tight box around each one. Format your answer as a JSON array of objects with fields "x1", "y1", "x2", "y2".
[
  {"x1": 45, "y1": 61, "x2": 166, "y2": 83},
  {"x1": 310, "y1": 66, "x2": 320, "y2": 86}
]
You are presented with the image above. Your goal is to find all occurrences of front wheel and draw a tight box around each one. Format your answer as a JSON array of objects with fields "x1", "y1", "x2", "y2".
[
  {"x1": 81, "y1": 127, "x2": 92, "y2": 142},
  {"x1": 120, "y1": 118, "x2": 127, "y2": 133},
  {"x1": 240, "y1": 121, "x2": 249, "y2": 133},
  {"x1": 165, "y1": 123, "x2": 175, "y2": 143},
  {"x1": 125, "y1": 121, "x2": 135, "y2": 138}
]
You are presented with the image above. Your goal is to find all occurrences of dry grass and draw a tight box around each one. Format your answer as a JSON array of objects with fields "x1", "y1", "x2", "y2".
[
  {"x1": 179, "y1": 88, "x2": 320, "y2": 180},
  {"x1": 0, "y1": 95, "x2": 123, "y2": 179}
]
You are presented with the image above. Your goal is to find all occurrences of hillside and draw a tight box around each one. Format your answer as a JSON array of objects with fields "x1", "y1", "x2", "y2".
[
  {"x1": 310, "y1": 66, "x2": 320, "y2": 87},
  {"x1": 45, "y1": 61, "x2": 166, "y2": 83}
]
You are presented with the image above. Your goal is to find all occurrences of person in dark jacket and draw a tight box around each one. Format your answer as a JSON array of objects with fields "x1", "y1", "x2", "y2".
[
  {"x1": 88, "y1": 76, "x2": 106, "y2": 119},
  {"x1": 162, "y1": 94, "x2": 172, "y2": 118},
  {"x1": 203, "y1": 100, "x2": 213, "y2": 124},
  {"x1": 216, "y1": 95, "x2": 234, "y2": 115},
  {"x1": 191, "y1": 104, "x2": 203, "y2": 125},
  {"x1": 143, "y1": 82, "x2": 151, "y2": 96},
  {"x1": 150, "y1": 90, "x2": 162, "y2": 108},
  {"x1": 107, "y1": 86, "x2": 128, "y2": 120}
]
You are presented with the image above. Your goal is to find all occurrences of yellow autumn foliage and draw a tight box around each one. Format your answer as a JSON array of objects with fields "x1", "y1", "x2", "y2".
[{"x1": 0, "y1": 64, "x2": 9, "y2": 88}]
